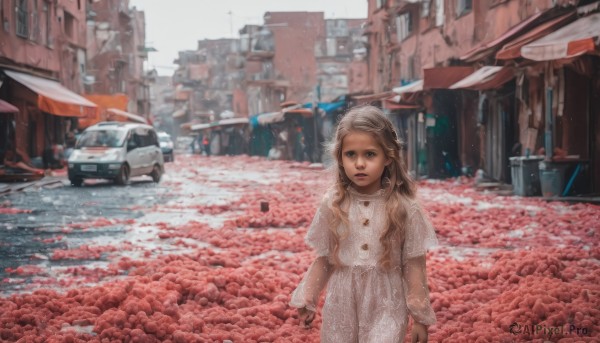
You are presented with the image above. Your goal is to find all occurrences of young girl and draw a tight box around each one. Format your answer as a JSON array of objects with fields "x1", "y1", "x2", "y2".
[{"x1": 290, "y1": 105, "x2": 438, "y2": 342}]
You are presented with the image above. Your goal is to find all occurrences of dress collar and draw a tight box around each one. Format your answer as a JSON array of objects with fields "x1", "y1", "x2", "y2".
[{"x1": 347, "y1": 185, "x2": 387, "y2": 199}]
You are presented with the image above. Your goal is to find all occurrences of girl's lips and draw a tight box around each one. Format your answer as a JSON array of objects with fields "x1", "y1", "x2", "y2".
[{"x1": 355, "y1": 173, "x2": 367, "y2": 177}]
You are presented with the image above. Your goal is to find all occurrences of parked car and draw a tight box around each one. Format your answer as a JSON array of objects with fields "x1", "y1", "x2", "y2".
[
  {"x1": 68, "y1": 122, "x2": 164, "y2": 186},
  {"x1": 158, "y1": 131, "x2": 174, "y2": 162}
]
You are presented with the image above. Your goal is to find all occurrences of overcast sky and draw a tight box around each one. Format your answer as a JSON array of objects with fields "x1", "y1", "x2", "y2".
[{"x1": 129, "y1": 0, "x2": 368, "y2": 75}]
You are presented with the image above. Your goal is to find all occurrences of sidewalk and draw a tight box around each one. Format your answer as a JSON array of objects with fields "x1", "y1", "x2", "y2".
[
  {"x1": 475, "y1": 181, "x2": 600, "y2": 204},
  {"x1": 0, "y1": 169, "x2": 69, "y2": 196}
]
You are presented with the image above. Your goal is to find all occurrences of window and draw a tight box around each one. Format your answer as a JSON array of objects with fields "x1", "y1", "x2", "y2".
[
  {"x1": 148, "y1": 130, "x2": 159, "y2": 147},
  {"x1": 31, "y1": 0, "x2": 39, "y2": 41},
  {"x1": 435, "y1": 0, "x2": 445, "y2": 27},
  {"x1": 64, "y1": 11, "x2": 75, "y2": 40},
  {"x1": 16, "y1": 0, "x2": 28, "y2": 38},
  {"x1": 396, "y1": 12, "x2": 413, "y2": 41},
  {"x1": 43, "y1": 1, "x2": 52, "y2": 46},
  {"x1": 421, "y1": 0, "x2": 431, "y2": 18},
  {"x1": 407, "y1": 56, "x2": 415, "y2": 81},
  {"x1": 456, "y1": 0, "x2": 472, "y2": 17},
  {"x1": 1, "y1": 0, "x2": 8, "y2": 32}
]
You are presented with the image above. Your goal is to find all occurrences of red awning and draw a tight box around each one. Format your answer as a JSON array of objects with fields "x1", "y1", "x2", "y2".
[
  {"x1": 460, "y1": 11, "x2": 548, "y2": 62},
  {"x1": 496, "y1": 12, "x2": 576, "y2": 60},
  {"x1": 106, "y1": 108, "x2": 149, "y2": 124},
  {"x1": 0, "y1": 99, "x2": 18, "y2": 113},
  {"x1": 423, "y1": 66, "x2": 474, "y2": 90},
  {"x1": 450, "y1": 66, "x2": 515, "y2": 90},
  {"x1": 521, "y1": 12, "x2": 600, "y2": 61},
  {"x1": 4, "y1": 70, "x2": 97, "y2": 118}
]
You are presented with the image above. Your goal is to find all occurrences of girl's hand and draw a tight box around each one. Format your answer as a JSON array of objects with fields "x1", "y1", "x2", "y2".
[
  {"x1": 411, "y1": 322, "x2": 428, "y2": 343},
  {"x1": 298, "y1": 307, "x2": 315, "y2": 328}
]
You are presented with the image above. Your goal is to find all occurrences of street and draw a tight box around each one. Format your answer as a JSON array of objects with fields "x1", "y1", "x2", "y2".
[{"x1": 0, "y1": 155, "x2": 599, "y2": 342}]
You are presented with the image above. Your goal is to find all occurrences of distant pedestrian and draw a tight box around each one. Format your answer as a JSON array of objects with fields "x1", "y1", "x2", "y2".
[
  {"x1": 289, "y1": 105, "x2": 437, "y2": 342},
  {"x1": 203, "y1": 135, "x2": 211, "y2": 156}
]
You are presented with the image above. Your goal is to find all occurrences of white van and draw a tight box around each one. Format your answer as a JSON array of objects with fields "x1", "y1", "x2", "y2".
[{"x1": 68, "y1": 122, "x2": 164, "y2": 186}]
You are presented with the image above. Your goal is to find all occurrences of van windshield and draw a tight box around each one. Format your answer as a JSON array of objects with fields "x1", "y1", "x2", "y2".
[{"x1": 76, "y1": 130, "x2": 127, "y2": 148}]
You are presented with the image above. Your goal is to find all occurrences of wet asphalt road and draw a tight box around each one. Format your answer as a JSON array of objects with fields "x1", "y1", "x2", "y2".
[{"x1": 0, "y1": 177, "x2": 171, "y2": 295}]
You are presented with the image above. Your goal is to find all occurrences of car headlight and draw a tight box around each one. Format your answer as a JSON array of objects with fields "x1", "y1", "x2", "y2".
[
  {"x1": 68, "y1": 163, "x2": 74, "y2": 168},
  {"x1": 98, "y1": 152, "x2": 120, "y2": 161},
  {"x1": 108, "y1": 164, "x2": 121, "y2": 170}
]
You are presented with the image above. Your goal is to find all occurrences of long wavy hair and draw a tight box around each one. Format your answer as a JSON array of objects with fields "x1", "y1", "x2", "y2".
[{"x1": 326, "y1": 105, "x2": 415, "y2": 269}]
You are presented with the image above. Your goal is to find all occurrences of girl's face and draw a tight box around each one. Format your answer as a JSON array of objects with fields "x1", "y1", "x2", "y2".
[{"x1": 341, "y1": 131, "x2": 391, "y2": 194}]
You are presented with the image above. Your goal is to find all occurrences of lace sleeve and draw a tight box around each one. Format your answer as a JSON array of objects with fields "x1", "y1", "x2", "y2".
[
  {"x1": 402, "y1": 200, "x2": 437, "y2": 325},
  {"x1": 290, "y1": 193, "x2": 334, "y2": 310},
  {"x1": 403, "y1": 200, "x2": 438, "y2": 262},
  {"x1": 402, "y1": 255, "x2": 436, "y2": 325}
]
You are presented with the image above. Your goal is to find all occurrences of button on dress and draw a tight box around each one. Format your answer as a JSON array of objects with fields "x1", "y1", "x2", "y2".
[{"x1": 290, "y1": 187, "x2": 438, "y2": 343}]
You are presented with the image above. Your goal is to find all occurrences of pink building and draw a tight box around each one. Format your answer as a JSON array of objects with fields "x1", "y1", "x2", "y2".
[
  {"x1": 0, "y1": 0, "x2": 93, "y2": 159},
  {"x1": 86, "y1": 0, "x2": 149, "y2": 116}
]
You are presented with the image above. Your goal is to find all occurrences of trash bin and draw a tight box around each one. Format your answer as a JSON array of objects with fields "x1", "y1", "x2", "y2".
[
  {"x1": 509, "y1": 156, "x2": 544, "y2": 196},
  {"x1": 539, "y1": 161, "x2": 576, "y2": 198},
  {"x1": 540, "y1": 168, "x2": 563, "y2": 198}
]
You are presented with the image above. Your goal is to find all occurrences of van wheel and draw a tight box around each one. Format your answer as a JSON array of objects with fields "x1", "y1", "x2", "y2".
[
  {"x1": 150, "y1": 164, "x2": 162, "y2": 183},
  {"x1": 70, "y1": 178, "x2": 83, "y2": 187},
  {"x1": 115, "y1": 164, "x2": 130, "y2": 185}
]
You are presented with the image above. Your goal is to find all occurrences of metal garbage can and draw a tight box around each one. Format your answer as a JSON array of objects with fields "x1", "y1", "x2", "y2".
[{"x1": 509, "y1": 156, "x2": 544, "y2": 196}]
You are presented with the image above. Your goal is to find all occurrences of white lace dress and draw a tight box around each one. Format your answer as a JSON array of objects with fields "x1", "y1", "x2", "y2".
[{"x1": 290, "y1": 187, "x2": 438, "y2": 343}]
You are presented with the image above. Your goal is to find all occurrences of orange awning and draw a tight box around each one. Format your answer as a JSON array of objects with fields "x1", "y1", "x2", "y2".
[
  {"x1": 450, "y1": 66, "x2": 515, "y2": 90},
  {"x1": 0, "y1": 99, "x2": 18, "y2": 113},
  {"x1": 106, "y1": 108, "x2": 148, "y2": 124},
  {"x1": 81, "y1": 93, "x2": 129, "y2": 129},
  {"x1": 521, "y1": 12, "x2": 600, "y2": 61},
  {"x1": 423, "y1": 67, "x2": 474, "y2": 90},
  {"x1": 4, "y1": 70, "x2": 97, "y2": 118},
  {"x1": 496, "y1": 12, "x2": 576, "y2": 60}
]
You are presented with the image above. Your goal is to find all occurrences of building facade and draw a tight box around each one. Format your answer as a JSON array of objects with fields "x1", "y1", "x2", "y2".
[
  {"x1": 0, "y1": 0, "x2": 92, "y2": 160},
  {"x1": 366, "y1": 0, "x2": 600, "y2": 195},
  {"x1": 86, "y1": 0, "x2": 149, "y2": 116}
]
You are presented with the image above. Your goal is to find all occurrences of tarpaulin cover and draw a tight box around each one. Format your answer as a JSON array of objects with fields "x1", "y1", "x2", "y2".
[
  {"x1": 423, "y1": 67, "x2": 474, "y2": 89},
  {"x1": 301, "y1": 101, "x2": 345, "y2": 114},
  {"x1": 106, "y1": 108, "x2": 148, "y2": 124},
  {"x1": 392, "y1": 80, "x2": 423, "y2": 95},
  {"x1": 496, "y1": 12, "x2": 576, "y2": 60},
  {"x1": 449, "y1": 66, "x2": 514, "y2": 90},
  {"x1": 4, "y1": 70, "x2": 97, "y2": 118},
  {"x1": 82, "y1": 94, "x2": 129, "y2": 129},
  {"x1": 521, "y1": 12, "x2": 600, "y2": 61},
  {"x1": 460, "y1": 11, "x2": 548, "y2": 62},
  {"x1": 0, "y1": 99, "x2": 18, "y2": 113}
]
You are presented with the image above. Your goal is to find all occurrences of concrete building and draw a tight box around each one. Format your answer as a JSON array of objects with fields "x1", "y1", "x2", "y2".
[
  {"x1": 86, "y1": 0, "x2": 149, "y2": 116},
  {"x1": 171, "y1": 39, "x2": 243, "y2": 137},
  {"x1": 0, "y1": 0, "x2": 94, "y2": 161},
  {"x1": 240, "y1": 12, "x2": 367, "y2": 116},
  {"x1": 365, "y1": 0, "x2": 600, "y2": 195}
]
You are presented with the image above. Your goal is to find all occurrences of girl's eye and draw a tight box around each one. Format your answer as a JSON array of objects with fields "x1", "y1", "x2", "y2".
[
  {"x1": 366, "y1": 151, "x2": 376, "y2": 157},
  {"x1": 344, "y1": 151, "x2": 354, "y2": 157}
]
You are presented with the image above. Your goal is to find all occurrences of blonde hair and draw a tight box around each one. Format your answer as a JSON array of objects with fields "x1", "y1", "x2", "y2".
[{"x1": 326, "y1": 105, "x2": 415, "y2": 269}]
